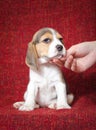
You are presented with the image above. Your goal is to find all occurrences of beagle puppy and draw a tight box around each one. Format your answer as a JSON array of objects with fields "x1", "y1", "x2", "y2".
[{"x1": 13, "y1": 27, "x2": 74, "y2": 111}]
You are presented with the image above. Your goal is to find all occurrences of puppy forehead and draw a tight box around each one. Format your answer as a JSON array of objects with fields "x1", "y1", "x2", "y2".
[
  {"x1": 40, "y1": 32, "x2": 52, "y2": 41},
  {"x1": 33, "y1": 28, "x2": 62, "y2": 43},
  {"x1": 55, "y1": 32, "x2": 62, "y2": 38},
  {"x1": 33, "y1": 28, "x2": 52, "y2": 43},
  {"x1": 40, "y1": 32, "x2": 62, "y2": 42}
]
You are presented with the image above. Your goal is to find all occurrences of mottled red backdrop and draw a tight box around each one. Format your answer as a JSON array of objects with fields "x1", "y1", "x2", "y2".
[{"x1": 0, "y1": 0, "x2": 96, "y2": 130}]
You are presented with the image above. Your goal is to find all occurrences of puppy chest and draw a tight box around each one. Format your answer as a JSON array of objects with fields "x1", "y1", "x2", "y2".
[
  {"x1": 40, "y1": 65, "x2": 61, "y2": 79},
  {"x1": 36, "y1": 85, "x2": 57, "y2": 107}
]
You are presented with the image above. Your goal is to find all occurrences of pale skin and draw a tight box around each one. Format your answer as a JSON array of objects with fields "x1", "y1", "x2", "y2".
[{"x1": 49, "y1": 41, "x2": 96, "y2": 73}]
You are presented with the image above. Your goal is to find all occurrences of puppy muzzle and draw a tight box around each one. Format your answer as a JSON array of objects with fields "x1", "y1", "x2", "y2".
[{"x1": 56, "y1": 45, "x2": 63, "y2": 52}]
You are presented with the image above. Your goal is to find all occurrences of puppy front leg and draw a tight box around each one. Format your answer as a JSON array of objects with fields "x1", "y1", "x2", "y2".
[
  {"x1": 19, "y1": 81, "x2": 36, "y2": 111},
  {"x1": 55, "y1": 82, "x2": 71, "y2": 109}
]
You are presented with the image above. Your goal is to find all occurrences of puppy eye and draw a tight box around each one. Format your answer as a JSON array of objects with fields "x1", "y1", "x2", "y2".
[
  {"x1": 43, "y1": 38, "x2": 51, "y2": 43},
  {"x1": 59, "y1": 38, "x2": 63, "y2": 42}
]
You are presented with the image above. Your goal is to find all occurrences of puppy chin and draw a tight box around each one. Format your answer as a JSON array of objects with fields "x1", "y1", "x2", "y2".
[
  {"x1": 50, "y1": 51, "x2": 66, "y2": 59},
  {"x1": 48, "y1": 49, "x2": 66, "y2": 59},
  {"x1": 38, "y1": 56, "x2": 50, "y2": 64},
  {"x1": 39, "y1": 51, "x2": 66, "y2": 64},
  {"x1": 53, "y1": 54, "x2": 64, "y2": 59}
]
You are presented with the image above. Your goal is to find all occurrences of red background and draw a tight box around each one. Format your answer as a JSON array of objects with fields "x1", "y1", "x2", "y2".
[{"x1": 0, "y1": 0, "x2": 96, "y2": 130}]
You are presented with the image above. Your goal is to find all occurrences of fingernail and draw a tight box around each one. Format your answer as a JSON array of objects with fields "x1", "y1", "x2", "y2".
[{"x1": 53, "y1": 59, "x2": 57, "y2": 62}]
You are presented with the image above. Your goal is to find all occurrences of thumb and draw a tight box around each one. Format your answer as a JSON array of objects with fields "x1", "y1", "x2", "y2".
[{"x1": 66, "y1": 46, "x2": 76, "y2": 57}]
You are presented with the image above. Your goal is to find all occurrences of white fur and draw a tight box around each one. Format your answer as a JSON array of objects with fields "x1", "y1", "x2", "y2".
[{"x1": 13, "y1": 29, "x2": 73, "y2": 111}]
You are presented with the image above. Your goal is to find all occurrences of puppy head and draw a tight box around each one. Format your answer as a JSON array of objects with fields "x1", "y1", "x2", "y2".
[
  {"x1": 26, "y1": 27, "x2": 66, "y2": 70},
  {"x1": 35, "y1": 28, "x2": 66, "y2": 58}
]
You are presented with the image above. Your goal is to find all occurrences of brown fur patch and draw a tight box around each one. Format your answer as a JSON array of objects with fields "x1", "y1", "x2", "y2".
[
  {"x1": 36, "y1": 32, "x2": 53, "y2": 57},
  {"x1": 32, "y1": 28, "x2": 52, "y2": 43},
  {"x1": 36, "y1": 42, "x2": 50, "y2": 57},
  {"x1": 25, "y1": 42, "x2": 39, "y2": 70},
  {"x1": 56, "y1": 32, "x2": 63, "y2": 39}
]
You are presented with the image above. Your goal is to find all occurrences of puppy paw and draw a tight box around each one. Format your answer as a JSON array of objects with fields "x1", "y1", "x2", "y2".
[
  {"x1": 34, "y1": 104, "x2": 40, "y2": 109},
  {"x1": 48, "y1": 103, "x2": 57, "y2": 109},
  {"x1": 19, "y1": 104, "x2": 34, "y2": 111},
  {"x1": 57, "y1": 104, "x2": 71, "y2": 110},
  {"x1": 13, "y1": 102, "x2": 24, "y2": 109}
]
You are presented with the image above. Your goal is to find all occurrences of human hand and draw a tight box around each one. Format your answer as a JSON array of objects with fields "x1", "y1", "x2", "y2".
[
  {"x1": 49, "y1": 57, "x2": 66, "y2": 68},
  {"x1": 50, "y1": 41, "x2": 96, "y2": 73},
  {"x1": 65, "y1": 41, "x2": 96, "y2": 72}
]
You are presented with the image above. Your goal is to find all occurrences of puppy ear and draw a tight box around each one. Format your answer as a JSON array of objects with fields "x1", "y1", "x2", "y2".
[{"x1": 25, "y1": 42, "x2": 38, "y2": 70}]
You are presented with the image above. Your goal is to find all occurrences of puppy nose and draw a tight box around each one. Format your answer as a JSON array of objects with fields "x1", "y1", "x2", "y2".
[{"x1": 56, "y1": 45, "x2": 63, "y2": 51}]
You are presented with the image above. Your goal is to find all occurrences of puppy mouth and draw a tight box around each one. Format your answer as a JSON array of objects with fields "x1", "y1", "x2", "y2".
[
  {"x1": 39, "y1": 54, "x2": 65, "y2": 65},
  {"x1": 42, "y1": 54, "x2": 64, "y2": 61},
  {"x1": 51, "y1": 54, "x2": 64, "y2": 59}
]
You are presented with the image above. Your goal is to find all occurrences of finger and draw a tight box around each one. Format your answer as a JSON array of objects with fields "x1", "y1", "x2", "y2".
[
  {"x1": 71, "y1": 59, "x2": 78, "y2": 72},
  {"x1": 67, "y1": 44, "x2": 89, "y2": 58},
  {"x1": 64, "y1": 55, "x2": 74, "y2": 69},
  {"x1": 60, "y1": 57, "x2": 66, "y2": 62},
  {"x1": 71, "y1": 51, "x2": 96, "y2": 73},
  {"x1": 76, "y1": 52, "x2": 95, "y2": 72},
  {"x1": 52, "y1": 59, "x2": 64, "y2": 67},
  {"x1": 66, "y1": 46, "x2": 76, "y2": 57}
]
